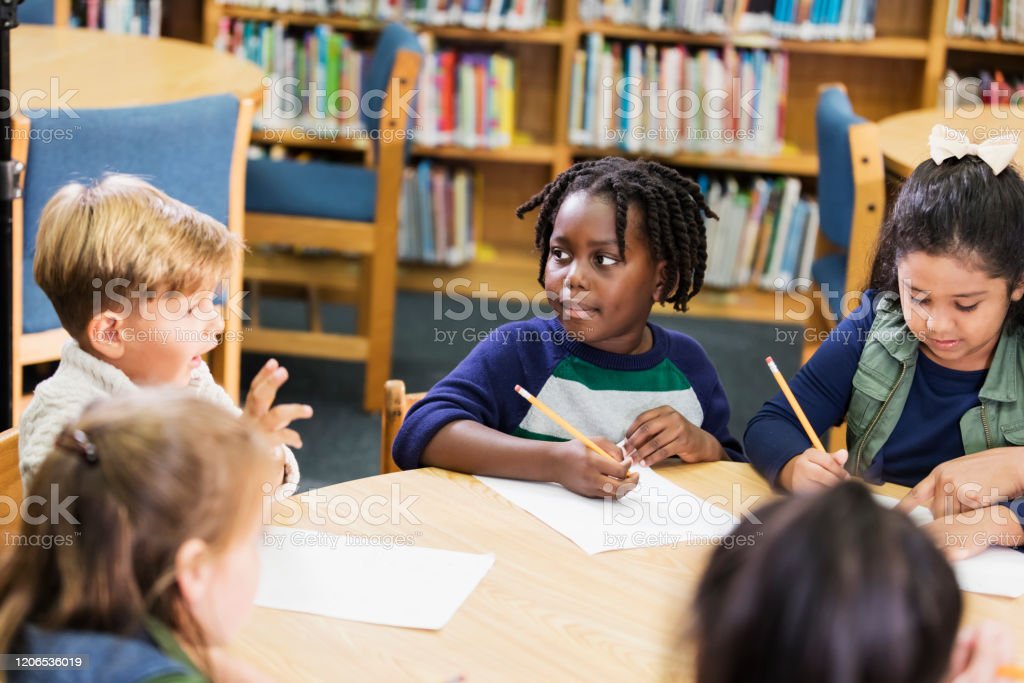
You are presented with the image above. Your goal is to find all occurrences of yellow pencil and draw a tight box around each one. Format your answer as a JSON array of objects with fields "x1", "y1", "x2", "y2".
[
  {"x1": 765, "y1": 356, "x2": 826, "y2": 452},
  {"x1": 514, "y1": 384, "x2": 623, "y2": 466},
  {"x1": 997, "y1": 664, "x2": 1024, "y2": 680}
]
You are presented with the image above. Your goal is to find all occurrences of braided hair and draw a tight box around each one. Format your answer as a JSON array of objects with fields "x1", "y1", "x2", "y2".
[{"x1": 515, "y1": 156, "x2": 718, "y2": 312}]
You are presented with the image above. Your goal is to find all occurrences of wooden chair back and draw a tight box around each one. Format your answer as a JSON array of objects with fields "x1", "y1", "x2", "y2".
[{"x1": 380, "y1": 380, "x2": 426, "y2": 474}]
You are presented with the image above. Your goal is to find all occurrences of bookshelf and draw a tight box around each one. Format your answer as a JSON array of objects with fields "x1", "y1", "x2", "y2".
[{"x1": 201, "y1": 0, "x2": 985, "y2": 322}]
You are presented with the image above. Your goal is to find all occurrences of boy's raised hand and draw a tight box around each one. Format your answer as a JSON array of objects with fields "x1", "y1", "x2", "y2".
[
  {"x1": 777, "y1": 447, "x2": 850, "y2": 492},
  {"x1": 621, "y1": 406, "x2": 725, "y2": 467},
  {"x1": 553, "y1": 436, "x2": 638, "y2": 499},
  {"x1": 244, "y1": 358, "x2": 313, "y2": 451}
]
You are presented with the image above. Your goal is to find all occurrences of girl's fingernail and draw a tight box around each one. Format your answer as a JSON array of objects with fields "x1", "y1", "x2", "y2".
[{"x1": 640, "y1": 459, "x2": 647, "y2": 467}]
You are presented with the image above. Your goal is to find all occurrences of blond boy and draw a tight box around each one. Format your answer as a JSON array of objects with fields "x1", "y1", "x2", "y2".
[{"x1": 20, "y1": 174, "x2": 309, "y2": 489}]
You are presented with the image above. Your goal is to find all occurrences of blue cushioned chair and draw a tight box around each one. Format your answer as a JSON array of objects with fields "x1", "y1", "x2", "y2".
[
  {"x1": 244, "y1": 22, "x2": 423, "y2": 412},
  {"x1": 18, "y1": 0, "x2": 57, "y2": 25},
  {"x1": 813, "y1": 83, "x2": 886, "y2": 323},
  {"x1": 11, "y1": 95, "x2": 253, "y2": 419}
]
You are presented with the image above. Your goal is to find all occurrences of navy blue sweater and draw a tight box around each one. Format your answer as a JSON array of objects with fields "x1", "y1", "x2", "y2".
[{"x1": 393, "y1": 316, "x2": 743, "y2": 469}]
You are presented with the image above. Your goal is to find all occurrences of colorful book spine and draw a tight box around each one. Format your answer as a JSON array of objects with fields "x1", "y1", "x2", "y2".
[
  {"x1": 571, "y1": 36, "x2": 788, "y2": 158},
  {"x1": 579, "y1": 0, "x2": 876, "y2": 40},
  {"x1": 214, "y1": 19, "x2": 369, "y2": 132},
  {"x1": 696, "y1": 174, "x2": 819, "y2": 290},
  {"x1": 72, "y1": 0, "x2": 161, "y2": 35},
  {"x1": 413, "y1": 47, "x2": 519, "y2": 149},
  {"x1": 398, "y1": 162, "x2": 480, "y2": 265}
]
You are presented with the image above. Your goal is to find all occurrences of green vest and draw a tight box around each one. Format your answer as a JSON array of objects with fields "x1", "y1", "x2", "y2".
[{"x1": 845, "y1": 293, "x2": 1024, "y2": 476}]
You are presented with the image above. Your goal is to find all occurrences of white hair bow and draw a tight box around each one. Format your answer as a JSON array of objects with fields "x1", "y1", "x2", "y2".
[{"x1": 929, "y1": 124, "x2": 1019, "y2": 175}]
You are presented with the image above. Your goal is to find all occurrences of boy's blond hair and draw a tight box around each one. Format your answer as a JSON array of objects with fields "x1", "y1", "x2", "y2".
[{"x1": 33, "y1": 174, "x2": 243, "y2": 337}]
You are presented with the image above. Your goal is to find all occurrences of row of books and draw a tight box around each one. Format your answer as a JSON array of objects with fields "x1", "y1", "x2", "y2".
[
  {"x1": 414, "y1": 35, "x2": 517, "y2": 148},
  {"x1": 577, "y1": 0, "x2": 876, "y2": 41},
  {"x1": 569, "y1": 34, "x2": 788, "y2": 157},
  {"x1": 946, "y1": 0, "x2": 1024, "y2": 42},
  {"x1": 215, "y1": 20, "x2": 370, "y2": 131},
  {"x1": 399, "y1": 162, "x2": 479, "y2": 265},
  {"x1": 701, "y1": 175, "x2": 819, "y2": 290},
  {"x1": 217, "y1": 0, "x2": 548, "y2": 30},
  {"x1": 70, "y1": 0, "x2": 161, "y2": 35},
  {"x1": 219, "y1": 0, "x2": 389, "y2": 19}
]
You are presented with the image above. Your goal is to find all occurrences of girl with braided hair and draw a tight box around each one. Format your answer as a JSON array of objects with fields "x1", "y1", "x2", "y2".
[{"x1": 393, "y1": 157, "x2": 744, "y2": 499}]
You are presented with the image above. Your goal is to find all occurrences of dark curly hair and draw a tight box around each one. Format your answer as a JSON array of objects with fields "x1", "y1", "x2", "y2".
[
  {"x1": 691, "y1": 481, "x2": 961, "y2": 683},
  {"x1": 515, "y1": 157, "x2": 718, "y2": 312},
  {"x1": 870, "y1": 155, "x2": 1024, "y2": 328}
]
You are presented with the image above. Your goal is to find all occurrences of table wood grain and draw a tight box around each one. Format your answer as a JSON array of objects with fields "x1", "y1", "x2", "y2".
[
  {"x1": 11, "y1": 25, "x2": 264, "y2": 110},
  {"x1": 235, "y1": 462, "x2": 1024, "y2": 681}
]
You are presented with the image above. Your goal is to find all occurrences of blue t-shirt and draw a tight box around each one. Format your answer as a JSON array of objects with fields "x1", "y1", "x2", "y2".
[{"x1": 745, "y1": 292, "x2": 1024, "y2": 523}]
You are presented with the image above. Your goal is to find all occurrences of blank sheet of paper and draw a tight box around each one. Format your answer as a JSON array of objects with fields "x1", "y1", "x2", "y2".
[
  {"x1": 873, "y1": 494, "x2": 1024, "y2": 598},
  {"x1": 255, "y1": 527, "x2": 495, "y2": 629},
  {"x1": 476, "y1": 467, "x2": 737, "y2": 554}
]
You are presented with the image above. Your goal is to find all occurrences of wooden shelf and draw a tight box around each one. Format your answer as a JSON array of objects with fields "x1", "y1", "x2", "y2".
[
  {"x1": 571, "y1": 145, "x2": 819, "y2": 176},
  {"x1": 411, "y1": 143, "x2": 557, "y2": 164},
  {"x1": 578, "y1": 22, "x2": 929, "y2": 59},
  {"x1": 398, "y1": 245, "x2": 811, "y2": 324},
  {"x1": 946, "y1": 37, "x2": 1024, "y2": 56},
  {"x1": 218, "y1": 6, "x2": 566, "y2": 44},
  {"x1": 210, "y1": 0, "x2": 954, "y2": 330},
  {"x1": 248, "y1": 244, "x2": 809, "y2": 324},
  {"x1": 252, "y1": 128, "x2": 557, "y2": 163}
]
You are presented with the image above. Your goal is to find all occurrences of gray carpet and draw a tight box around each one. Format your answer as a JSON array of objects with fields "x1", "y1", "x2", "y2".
[{"x1": 242, "y1": 292, "x2": 803, "y2": 492}]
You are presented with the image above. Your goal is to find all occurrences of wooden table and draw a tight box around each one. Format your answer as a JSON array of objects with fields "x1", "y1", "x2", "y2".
[
  {"x1": 11, "y1": 25, "x2": 264, "y2": 109},
  {"x1": 234, "y1": 462, "x2": 1024, "y2": 681},
  {"x1": 879, "y1": 105, "x2": 1024, "y2": 177}
]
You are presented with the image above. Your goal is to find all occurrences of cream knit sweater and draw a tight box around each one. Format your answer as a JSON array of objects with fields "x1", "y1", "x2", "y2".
[{"x1": 19, "y1": 340, "x2": 300, "y2": 492}]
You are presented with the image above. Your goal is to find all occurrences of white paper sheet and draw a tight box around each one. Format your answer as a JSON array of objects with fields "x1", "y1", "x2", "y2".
[
  {"x1": 873, "y1": 494, "x2": 1024, "y2": 598},
  {"x1": 475, "y1": 467, "x2": 737, "y2": 554},
  {"x1": 255, "y1": 527, "x2": 495, "y2": 629}
]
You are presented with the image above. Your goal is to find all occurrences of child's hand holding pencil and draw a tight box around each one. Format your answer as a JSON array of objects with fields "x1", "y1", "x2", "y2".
[
  {"x1": 514, "y1": 385, "x2": 638, "y2": 499},
  {"x1": 551, "y1": 436, "x2": 638, "y2": 499},
  {"x1": 765, "y1": 357, "x2": 850, "y2": 493}
]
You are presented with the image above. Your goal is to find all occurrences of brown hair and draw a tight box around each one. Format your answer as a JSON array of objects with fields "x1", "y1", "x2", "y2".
[
  {"x1": 688, "y1": 481, "x2": 961, "y2": 683},
  {"x1": 33, "y1": 174, "x2": 243, "y2": 337},
  {"x1": 0, "y1": 391, "x2": 277, "y2": 676}
]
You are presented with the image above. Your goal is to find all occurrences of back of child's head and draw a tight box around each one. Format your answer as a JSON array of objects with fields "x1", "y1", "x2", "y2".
[
  {"x1": 870, "y1": 155, "x2": 1024, "y2": 326},
  {"x1": 0, "y1": 391, "x2": 277, "y2": 658},
  {"x1": 515, "y1": 157, "x2": 717, "y2": 311},
  {"x1": 33, "y1": 173, "x2": 243, "y2": 338},
  {"x1": 690, "y1": 481, "x2": 961, "y2": 683}
]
